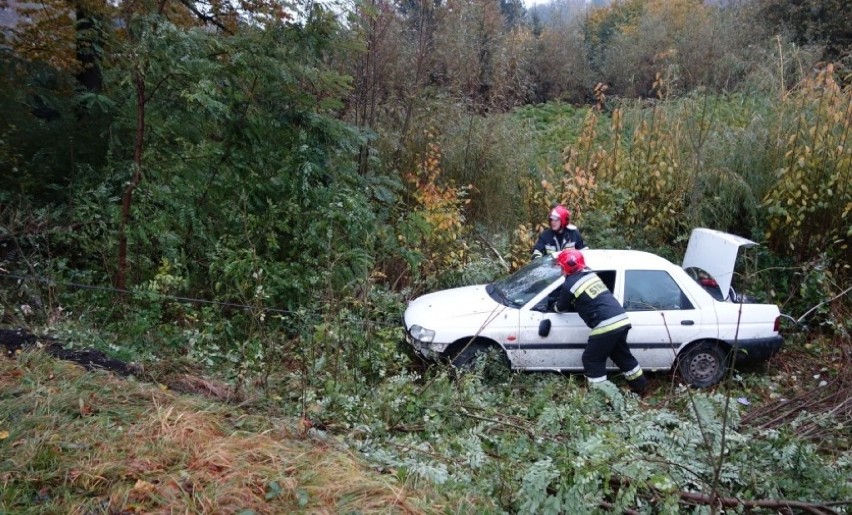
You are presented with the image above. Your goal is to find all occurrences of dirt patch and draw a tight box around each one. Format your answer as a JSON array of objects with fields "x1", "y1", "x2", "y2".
[
  {"x1": 0, "y1": 327, "x2": 39, "y2": 356},
  {"x1": 0, "y1": 327, "x2": 238, "y2": 402},
  {"x1": 1, "y1": 327, "x2": 141, "y2": 376}
]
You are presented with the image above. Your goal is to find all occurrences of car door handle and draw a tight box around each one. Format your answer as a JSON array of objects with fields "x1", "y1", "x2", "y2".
[{"x1": 681, "y1": 320, "x2": 694, "y2": 326}]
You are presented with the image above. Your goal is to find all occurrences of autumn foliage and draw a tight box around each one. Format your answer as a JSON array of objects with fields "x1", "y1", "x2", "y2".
[
  {"x1": 763, "y1": 64, "x2": 852, "y2": 270},
  {"x1": 401, "y1": 135, "x2": 470, "y2": 283}
]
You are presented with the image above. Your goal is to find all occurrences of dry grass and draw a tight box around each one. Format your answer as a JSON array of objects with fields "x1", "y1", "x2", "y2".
[
  {"x1": 740, "y1": 335, "x2": 852, "y2": 451},
  {"x1": 0, "y1": 350, "x2": 464, "y2": 514}
]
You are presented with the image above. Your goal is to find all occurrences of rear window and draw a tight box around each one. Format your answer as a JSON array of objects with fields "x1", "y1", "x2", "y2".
[
  {"x1": 624, "y1": 270, "x2": 694, "y2": 311},
  {"x1": 684, "y1": 266, "x2": 724, "y2": 301}
]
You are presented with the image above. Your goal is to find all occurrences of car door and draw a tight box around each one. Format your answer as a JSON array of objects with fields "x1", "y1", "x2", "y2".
[
  {"x1": 622, "y1": 269, "x2": 707, "y2": 369},
  {"x1": 511, "y1": 271, "x2": 617, "y2": 371}
]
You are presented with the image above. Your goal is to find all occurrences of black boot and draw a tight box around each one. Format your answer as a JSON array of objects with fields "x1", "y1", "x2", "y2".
[{"x1": 628, "y1": 375, "x2": 649, "y2": 397}]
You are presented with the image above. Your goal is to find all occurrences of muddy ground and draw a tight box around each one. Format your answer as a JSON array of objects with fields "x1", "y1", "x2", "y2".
[{"x1": 1, "y1": 328, "x2": 140, "y2": 376}]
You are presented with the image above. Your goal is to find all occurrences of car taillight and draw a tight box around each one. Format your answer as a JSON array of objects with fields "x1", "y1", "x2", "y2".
[{"x1": 774, "y1": 316, "x2": 780, "y2": 332}]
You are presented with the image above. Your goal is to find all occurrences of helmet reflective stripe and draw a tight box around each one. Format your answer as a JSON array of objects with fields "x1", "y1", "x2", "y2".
[
  {"x1": 550, "y1": 205, "x2": 571, "y2": 227},
  {"x1": 557, "y1": 248, "x2": 585, "y2": 275}
]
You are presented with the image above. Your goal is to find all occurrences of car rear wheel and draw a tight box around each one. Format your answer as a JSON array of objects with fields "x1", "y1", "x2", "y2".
[{"x1": 677, "y1": 341, "x2": 728, "y2": 387}]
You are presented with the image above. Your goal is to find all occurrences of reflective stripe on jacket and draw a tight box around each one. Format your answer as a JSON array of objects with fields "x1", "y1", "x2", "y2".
[
  {"x1": 531, "y1": 226, "x2": 586, "y2": 259},
  {"x1": 557, "y1": 271, "x2": 629, "y2": 335}
]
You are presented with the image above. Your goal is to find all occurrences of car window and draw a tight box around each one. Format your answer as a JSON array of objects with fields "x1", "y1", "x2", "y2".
[
  {"x1": 624, "y1": 270, "x2": 694, "y2": 311},
  {"x1": 597, "y1": 270, "x2": 616, "y2": 292},
  {"x1": 533, "y1": 270, "x2": 618, "y2": 312},
  {"x1": 684, "y1": 266, "x2": 724, "y2": 301},
  {"x1": 493, "y1": 256, "x2": 563, "y2": 307}
]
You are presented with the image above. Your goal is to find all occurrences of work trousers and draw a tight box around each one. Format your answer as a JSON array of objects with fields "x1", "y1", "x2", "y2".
[{"x1": 582, "y1": 326, "x2": 638, "y2": 380}]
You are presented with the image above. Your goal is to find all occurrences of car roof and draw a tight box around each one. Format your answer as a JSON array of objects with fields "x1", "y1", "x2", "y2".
[{"x1": 581, "y1": 249, "x2": 678, "y2": 272}]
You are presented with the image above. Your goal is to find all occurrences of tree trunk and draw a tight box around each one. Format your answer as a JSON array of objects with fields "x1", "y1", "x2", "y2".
[{"x1": 116, "y1": 71, "x2": 145, "y2": 290}]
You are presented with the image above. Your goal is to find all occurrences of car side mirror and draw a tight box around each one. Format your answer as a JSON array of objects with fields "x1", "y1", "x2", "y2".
[{"x1": 538, "y1": 319, "x2": 551, "y2": 337}]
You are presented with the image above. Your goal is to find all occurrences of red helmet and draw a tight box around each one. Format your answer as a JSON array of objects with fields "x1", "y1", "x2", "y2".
[
  {"x1": 549, "y1": 205, "x2": 571, "y2": 228},
  {"x1": 557, "y1": 249, "x2": 585, "y2": 275}
]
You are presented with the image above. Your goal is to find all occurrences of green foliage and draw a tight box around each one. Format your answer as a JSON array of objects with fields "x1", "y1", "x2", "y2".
[
  {"x1": 763, "y1": 66, "x2": 851, "y2": 275},
  {"x1": 513, "y1": 102, "x2": 589, "y2": 158},
  {"x1": 439, "y1": 112, "x2": 536, "y2": 230},
  {"x1": 0, "y1": 56, "x2": 109, "y2": 204},
  {"x1": 583, "y1": 0, "x2": 646, "y2": 74},
  {"x1": 298, "y1": 361, "x2": 852, "y2": 512},
  {"x1": 758, "y1": 0, "x2": 852, "y2": 61},
  {"x1": 50, "y1": 12, "x2": 381, "y2": 309}
]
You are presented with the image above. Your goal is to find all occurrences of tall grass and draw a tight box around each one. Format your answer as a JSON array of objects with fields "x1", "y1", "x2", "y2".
[{"x1": 0, "y1": 350, "x2": 466, "y2": 514}]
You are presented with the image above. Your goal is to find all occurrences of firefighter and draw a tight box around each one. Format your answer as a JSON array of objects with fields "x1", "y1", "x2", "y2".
[
  {"x1": 554, "y1": 249, "x2": 648, "y2": 396},
  {"x1": 531, "y1": 204, "x2": 587, "y2": 260}
]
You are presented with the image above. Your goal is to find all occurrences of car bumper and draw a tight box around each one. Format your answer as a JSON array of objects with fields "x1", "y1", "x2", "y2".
[
  {"x1": 404, "y1": 332, "x2": 443, "y2": 361},
  {"x1": 727, "y1": 335, "x2": 783, "y2": 363}
]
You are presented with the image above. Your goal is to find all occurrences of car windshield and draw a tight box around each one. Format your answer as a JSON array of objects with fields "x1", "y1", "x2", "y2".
[{"x1": 492, "y1": 255, "x2": 564, "y2": 307}]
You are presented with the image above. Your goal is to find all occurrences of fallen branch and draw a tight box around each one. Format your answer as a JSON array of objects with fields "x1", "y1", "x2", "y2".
[
  {"x1": 609, "y1": 475, "x2": 847, "y2": 514},
  {"x1": 741, "y1": 344, "x2": 851, "y2": 444},
  {"x1": 679, "y1": 490, "x2": 843, "y2": 515},
  {"x1": 458, "y1": 407, "x2": 538, "y2": 439},
  {"x1": 598, "y1": 500, "x2": 640, "y2": 515},
  {"x1": 475, "y1": 234, "x2": 510, "y2": 272},
  {"x1": 796, "y1": 286, "x2": 852, "y2": 325}
]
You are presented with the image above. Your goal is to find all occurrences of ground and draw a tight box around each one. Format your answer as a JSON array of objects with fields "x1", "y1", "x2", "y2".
[
  {"x1": 2, "y1": 326, "x2": 849, "y2": 450},
  {"x1": 1, "y1": 327, "x2": 139, "y2": 376}
]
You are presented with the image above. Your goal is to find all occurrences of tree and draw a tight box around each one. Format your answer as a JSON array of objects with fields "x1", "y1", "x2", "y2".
[
  {"x1": 530, "y1": 15, "x2": 589, "y2": 102},
  {"x1": 758, "y1": 0, "x2": 852, "y2": 62},
  {"x1": 500, "y1": 0, "x2": 525, "y2": 28}
]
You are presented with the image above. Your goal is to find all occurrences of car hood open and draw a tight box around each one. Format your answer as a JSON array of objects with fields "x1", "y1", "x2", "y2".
[{"x1": 682, "y1": 228, "x2": 757, "y2": 300}]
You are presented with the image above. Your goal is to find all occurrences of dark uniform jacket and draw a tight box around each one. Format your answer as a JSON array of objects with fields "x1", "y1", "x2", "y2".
[
  {"x1": 532, "y1": 225, "x2": 586, "y2": 259},
  {"x1": 556, "y1": 270, "x2": 630, "y2": 336}
]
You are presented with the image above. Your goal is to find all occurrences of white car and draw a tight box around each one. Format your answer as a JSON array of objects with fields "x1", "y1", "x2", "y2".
[{"x1": 404, "y1": 228, "x2": 783, "y2": 387}]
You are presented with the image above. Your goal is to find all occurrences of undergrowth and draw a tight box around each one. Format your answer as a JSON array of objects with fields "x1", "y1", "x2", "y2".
[
  {"x1": 0, "y1": 350, "x2": 469, "y2": 514},
  {"x1": 292, "y1": 357, "x2": 851, "y2": 513},
  {"x1": 2, "y1": 293, "x2": 851, "y2": 513}
]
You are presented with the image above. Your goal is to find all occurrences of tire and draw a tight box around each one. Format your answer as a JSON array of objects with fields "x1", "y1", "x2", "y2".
[
  {"x1": 449, "y1": 340, "x2": 491, "y2": 368},
  {"x1": 677, "y1": 341, "x2": 728, "y2": 387},
  {"x1": 448, "y1": 340, "x2": 510, "y2": 381}
]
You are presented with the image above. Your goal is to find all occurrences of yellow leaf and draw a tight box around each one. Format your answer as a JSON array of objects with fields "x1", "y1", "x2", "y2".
[{"x1": 0, "y1": 431, "x2": 9, "y2": 440}]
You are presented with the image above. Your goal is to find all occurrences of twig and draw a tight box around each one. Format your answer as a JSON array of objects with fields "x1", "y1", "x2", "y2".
[
  {"x1": 796, "y1": 286, "x2": 852, "y2": 324},
  {"x1": 679, "y1": 491, "x2": 841, "y2": 515},
  {"x1": 598, "y1": 500, "x2": 641, "y2": 515},
  {"x1": 458, "y1": 407, "x2": 538, "y2": 439},
  {"x1": 475, "y1": 233, "x2": 509, "y2": 271}
]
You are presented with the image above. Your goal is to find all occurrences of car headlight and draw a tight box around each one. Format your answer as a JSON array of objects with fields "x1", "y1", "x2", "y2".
[{"x1": 409, "y1": 324, "x2": 436, "y2": 344}]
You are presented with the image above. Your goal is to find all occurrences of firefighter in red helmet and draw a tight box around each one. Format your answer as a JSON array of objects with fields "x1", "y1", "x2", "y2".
[
  {"x1": 531, "y1": 204, "x2": 587, "y2": 260},
  {"x1": 555, "y1": 249, "x2": 648, "y2": 396}
]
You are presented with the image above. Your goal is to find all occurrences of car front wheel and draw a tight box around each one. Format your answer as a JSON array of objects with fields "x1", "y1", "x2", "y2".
[
  {"x1": 450, "y1": 340, "x2": 497, "y2": 368},
  {"x1": 677, "y1": 341, "x2": 728, "y2": 387},
  {"x1": 448, "y1": 340, "x2": 510, "y2": 380}
]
